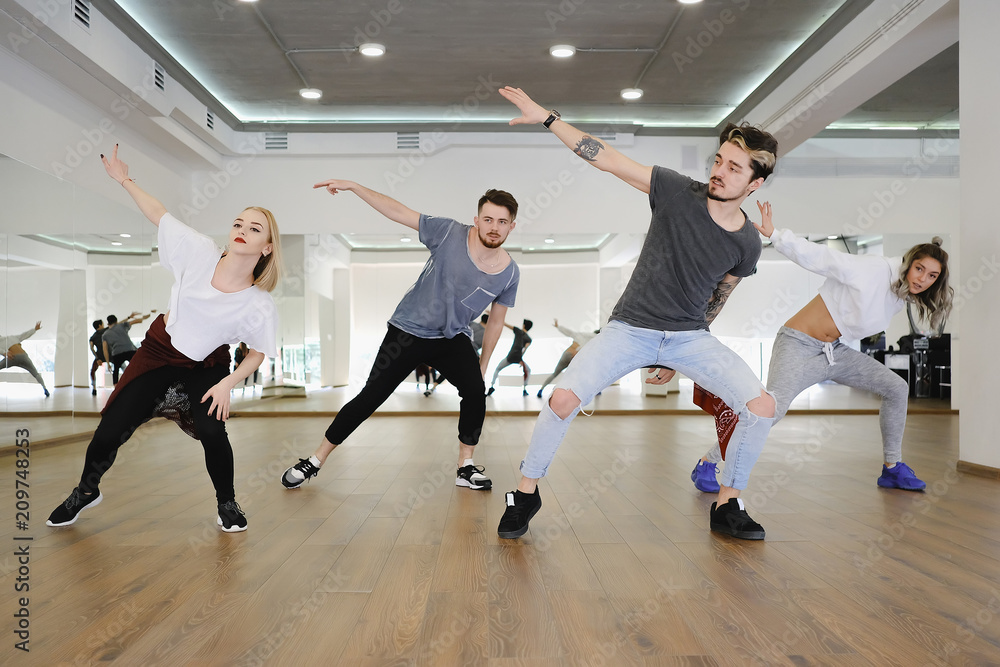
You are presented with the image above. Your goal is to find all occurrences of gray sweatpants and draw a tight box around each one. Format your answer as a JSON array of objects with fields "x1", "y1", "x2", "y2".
[
  {"x1": 538, "y1": 347, "x2": 576, "y2": 392},
  {"x1": 704, "y1": 326, "x2": 909, "y2": 465}
]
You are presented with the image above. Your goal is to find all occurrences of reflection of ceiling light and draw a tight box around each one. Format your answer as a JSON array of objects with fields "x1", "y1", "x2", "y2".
[
  {"x1": 400, "y1": 236, "x2": 412, "y2": 243},
  {"x1": 620, "y1": 88, "x2": 643, "y2": 100},
  {"x1": 359, "y1": 43, "x2": 386, "y2": 56},
  {"x1": 544, "y1": 237, "x2": 555, "y2": 244},
  {"x1": 550, "y1": 45, "x2": 576, "y2": 58},
  {"x1": 299, "y1": 88, "x2": 322, "y2": 99},
  {"x1": 827, "y1": 235, "x2": 838, "y2": 240},
  {"x1": 119, "y1": 233, "x2": 131, "y2": 238},
  {"x1": 237, "y1": 0, "x2": 258, "y2": 3},
  {"x1": 869, "y1": 126, "x2": 918, "y2": 131},
  {"x1": 111, "y1": 241, "x2": 123, "y2": 246}
]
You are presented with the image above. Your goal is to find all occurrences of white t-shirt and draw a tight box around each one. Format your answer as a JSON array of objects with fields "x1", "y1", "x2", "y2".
[
  {"x1": 770, "y1": 228, "x2": 904, "y2": 341},
  {"x1": 158, "y1": 212, "x2": 278, "y2": 360}
]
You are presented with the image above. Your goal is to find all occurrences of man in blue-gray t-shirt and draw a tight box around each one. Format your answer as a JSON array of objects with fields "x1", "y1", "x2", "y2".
[
  {"x1": 282, "y1": 181, "x2": 520, "y2": 493},
  {"x1": 497, "y1": 86, "x2": 780, "y2": 541}
]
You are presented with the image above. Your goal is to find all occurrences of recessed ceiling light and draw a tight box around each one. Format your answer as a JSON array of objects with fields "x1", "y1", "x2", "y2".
[
  {"x1": 119, "y1": 233, "x2": 131, "y2": 238},
  {"x1": 237, "y1": 0, "x2": 258, "y2": 3},
  {"x1": 299, "y1": 88, "x2": 322, "y2": 100},
  {"x1": 400, "y1": 236, "x2": 412, "y2": 243},
  {"x1": 111, "y1": 241, "x2": 123, "y2": 246},
  {"x1": 620, "y1": 88, "x2": 643, "y2": 100},
  {"x1": 359, "y1": 43, "x2": 386, "y2": 56},
  {"x1": 544, "y1": 237, "x2": 555, "y2": 244},
  {"x1": 677, "y1": 0, "x2": 703, "y2": 4},
  {"x1": 827, "y1": 235, "x2": 839, "y2": 240},
  {"x1": 549, "y1": 45, "x2": 576, "y2": 58}
]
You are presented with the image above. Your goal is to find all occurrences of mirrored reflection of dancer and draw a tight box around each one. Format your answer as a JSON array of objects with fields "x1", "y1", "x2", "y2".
[
  {"x1": 47, "y1": 145, "x2": 282, "y2": 532},
  {"x1": 281, "y1": 181, "x2": 519, "y2": 493},
  {"x1": 0, "y1": 321, "x2": 49, "y2": 397},
  {"x1": 487, "y1": 319, "x2": 533, "y2": 396},
  {"x1": 102, "y1": 311, "x2": 152, "y2": 384},
  {"x1": 89, "y1": 319, "x2": 106, "y2": 395},
  {"x1": 691, "y1": 206, "x2": 952, "y2": 495},
  {"x1": 536, "y1": 319, "x2": 599, "y2": 398}
]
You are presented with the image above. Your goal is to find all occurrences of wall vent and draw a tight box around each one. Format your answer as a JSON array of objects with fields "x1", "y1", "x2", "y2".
[
  {"x1": 153, "y1": 62, "x2": 165, "y2": 91},
  {"x1": 264, "y1": 132, "x2": 288, "y2": 150},
  {"x1": 396, "y1": 132, "x2": 420, "y2": 150},
  {"x1": 73, "y1": 0, "x2": 91, "y2": 30},
  {"x1": 206, "y1": 111, "x2": 214, "y2": 130}
]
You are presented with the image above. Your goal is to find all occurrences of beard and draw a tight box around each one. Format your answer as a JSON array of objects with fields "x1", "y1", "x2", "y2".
[{"x1": 478, "y1": 229, "x2": 504, "y2": 249}]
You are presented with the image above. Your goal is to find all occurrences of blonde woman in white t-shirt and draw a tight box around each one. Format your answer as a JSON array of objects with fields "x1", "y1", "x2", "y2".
[
  {"x1": 47, "y1": 145, "x2": 282, "y2": 532},
  {"x1": 691, "y1": 202, "x2": 953, "y2": 495}
]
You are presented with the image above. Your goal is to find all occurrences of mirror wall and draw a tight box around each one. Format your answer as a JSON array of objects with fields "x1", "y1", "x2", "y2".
[{"x1": 0, "y1": 152, "x2": 309, "y2": 437}]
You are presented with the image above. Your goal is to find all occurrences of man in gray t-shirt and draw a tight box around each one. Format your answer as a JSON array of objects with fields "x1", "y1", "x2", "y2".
[
  {"x1": 497, "y1": 86, "x2": 781, "y2": 542},
  {"x1": 281, "y1": 181, "x2": 520, "y2": 494}
]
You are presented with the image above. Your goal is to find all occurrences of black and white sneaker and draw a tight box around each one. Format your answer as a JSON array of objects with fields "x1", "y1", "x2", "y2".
[
  {"x1": 497, "y1": 489, "x2": 542, "y2": 539},
  {"x1": 217, "y1": 500, "x2": 248, "y2": 532},
  {"x1": 46, "y1": 487, "x2": 103, "y2": 526},
  {"x1": 281, "y1": 457, "x2": 321, "y2": 489},
  {"x1": 710, "y1": 497, "x2": 765, "y2": 540},
  {"x1": 456, "y1": 464, "x2": 492, "y2": 490}
]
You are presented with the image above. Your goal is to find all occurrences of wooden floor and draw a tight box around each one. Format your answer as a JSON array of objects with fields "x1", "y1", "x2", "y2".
[{"x1": 2, "y1": 409, "x2": 998, "y2": 665}]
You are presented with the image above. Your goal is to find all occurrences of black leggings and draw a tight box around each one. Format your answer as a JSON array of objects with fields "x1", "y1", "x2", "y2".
[
  {"x1": 78, "y1": 363, "x2": 236, "y2": 503},
  {"x1": 111, "y1": 349, "x2": 136, "y2": 384},
  {"x1": 325, "y1": 325, "x2": 486, "y2": 446}
]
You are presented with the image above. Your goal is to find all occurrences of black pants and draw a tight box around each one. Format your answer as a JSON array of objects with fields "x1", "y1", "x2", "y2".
[
  {"x1": 111, "y1": 349, "x2": 137, "y2": 384},
  {"x1": 78, "y1": 363, "x2": 236, "y2": 503},
  {"x1": 325, "y1": 325, "x2": 486, "y2": 446}
]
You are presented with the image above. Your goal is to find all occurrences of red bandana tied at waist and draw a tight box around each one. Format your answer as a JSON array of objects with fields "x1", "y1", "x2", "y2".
[{"x1": 103, "y1": 314, "x2": 230, "y2": 438}]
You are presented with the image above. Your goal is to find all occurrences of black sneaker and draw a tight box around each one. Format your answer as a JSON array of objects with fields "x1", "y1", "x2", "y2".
[
  {"x1": 497, "y1": 489, "x2": 541, "y2": 539},
  {"x1": 281, "y1": 458, "x2": 320, "y2": 489},
  {"x1": 456, "y1": 464, "x2": 492, "y2": 490},
  {"x1": 46, "y1": 488, "x2": 103, "y2": 526},
  {"x1": 486, "y1": 386, "x2": 495, "y2": 397},
  {"x1": 217, "y1": 500, "x2": 247, "y2": 532},
  {"x1": 710, "y1": 498, "x2": 765, "y2": 540}
]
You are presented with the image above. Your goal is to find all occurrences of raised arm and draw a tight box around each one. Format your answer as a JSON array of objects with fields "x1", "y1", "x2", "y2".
[
  {"x1": 101, "y1": 145, "x2": 168, "y2": 226},
  {"x1": 313, "y1": 179, "x2": 420, "y2": 231},
  {"x1": 500, "y1": 86, "x2": 653, "y2": 194}
]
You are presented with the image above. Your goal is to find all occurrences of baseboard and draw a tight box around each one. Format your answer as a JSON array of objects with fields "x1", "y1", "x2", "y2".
[{"x1": 957, "y1": 460, "x2": 1000, "y2": 480}]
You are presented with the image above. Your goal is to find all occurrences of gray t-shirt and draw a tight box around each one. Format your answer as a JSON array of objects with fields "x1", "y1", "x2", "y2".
[
  {"x1": 389, "y1": 215, "x2": 519, "y2": 339},
  {"x1": 102, "y1": 321, "x2": 135, "y2": 356},
  {"x1": 611, "y1": 166, "x2": 761, "y2": 332}
]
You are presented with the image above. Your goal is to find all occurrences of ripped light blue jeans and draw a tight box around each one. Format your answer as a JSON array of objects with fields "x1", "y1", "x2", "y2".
[{"x1": 520, "y1": 320, "x2": 774, "y2": 490}]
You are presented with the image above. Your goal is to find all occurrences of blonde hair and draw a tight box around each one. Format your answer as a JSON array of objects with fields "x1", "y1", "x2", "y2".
[
  {"x1": 890, "y1": 236, "x2": 953, "y2": 331},
  {"x1": 244, "y1": 206, "x2": 283, "y2": 293}
]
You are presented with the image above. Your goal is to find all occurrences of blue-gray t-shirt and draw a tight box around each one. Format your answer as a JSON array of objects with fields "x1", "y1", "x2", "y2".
[
  {"x1": 610, "y1": 166, "x2": 761, "y2": 332},
  {"x1": 389, "y1": 215, "x2": 519, "y2": 340}
]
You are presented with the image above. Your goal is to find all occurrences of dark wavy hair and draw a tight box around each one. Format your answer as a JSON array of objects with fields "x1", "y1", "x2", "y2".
[
  {"x1": 719, "y1": 122, "x2": 778, "y2": 181},
  {"x1": 890, "y1": 236, "x2": 953, "y2": 330},
  {"x1": 478, "y1": 189, "x2": 518, "y2": 221}
]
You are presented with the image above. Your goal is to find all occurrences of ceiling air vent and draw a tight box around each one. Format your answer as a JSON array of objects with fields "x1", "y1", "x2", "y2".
[
  {"x1": 73, "y1": 0, "x2": 91, "y2": 30},
  {"x1": 264, "y1": 132, "x2": 288, "y2": 150},
  {"x1": 206, "y1": 110, "x2": 214, "y2": 130},
  {"x1": 153, "y1": 62, "x2": 165, "y2": 91},
  {"x1": 396, "y1": 132, "x2": 420, "y2": 150}
]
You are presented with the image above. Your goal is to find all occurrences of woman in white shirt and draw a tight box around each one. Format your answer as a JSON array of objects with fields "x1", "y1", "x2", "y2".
[
  {"x1": 691, "y1": 202, "x2": 952, "y2": 494},
  {"x1": 47, "y1": 146, "x2": 282, "y2": 532}
]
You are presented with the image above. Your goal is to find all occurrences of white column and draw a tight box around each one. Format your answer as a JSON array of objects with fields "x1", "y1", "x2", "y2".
[{"x1": 957, "y1": 0, "x2": 1000, "y2": 472}]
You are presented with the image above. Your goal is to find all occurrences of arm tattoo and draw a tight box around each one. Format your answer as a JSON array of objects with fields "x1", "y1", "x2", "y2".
[
  {"x1": 574, "y1": 136, "x2": 605, "y2": 162},
  {"x1": 705, "y1": 277, "x2": 741, "y2": 326}
]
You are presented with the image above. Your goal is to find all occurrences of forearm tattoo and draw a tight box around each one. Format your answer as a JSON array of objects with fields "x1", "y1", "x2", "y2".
[
  {"x1": 705, "y1": 278, "x2": 741, "y2": 326},
  {"x1": 574, "y1": 136, "x2": 605, "y2": 162}
]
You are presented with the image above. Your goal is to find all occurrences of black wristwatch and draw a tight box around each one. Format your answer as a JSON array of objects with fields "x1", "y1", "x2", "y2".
[{"x1": 543, "y1": 109, "x2": 561, "y2": 128}]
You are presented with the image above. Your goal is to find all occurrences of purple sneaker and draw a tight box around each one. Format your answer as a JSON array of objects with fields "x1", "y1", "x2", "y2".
[
  {"x1": 691, "y1": 460, "x2": 720, "y2": 493},
  {"x1": 877, "y1": 461, "x2": 926, "y2": 491}
]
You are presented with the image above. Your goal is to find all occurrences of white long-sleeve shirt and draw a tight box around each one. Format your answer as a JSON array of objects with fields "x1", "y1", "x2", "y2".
[
  {"x1": 769, "y1": 228, "x2": 904, "y2": 341},
  {"x1": 0, "y1": 327, "x2": 38, "y2": 352}
]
